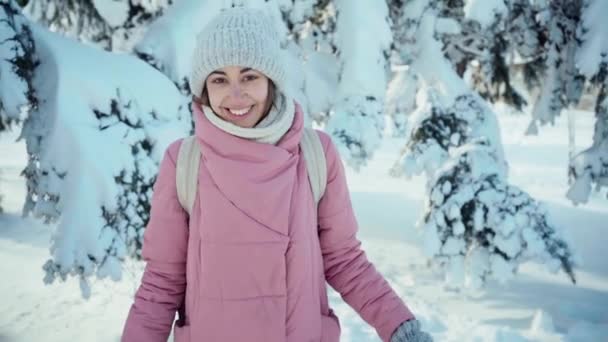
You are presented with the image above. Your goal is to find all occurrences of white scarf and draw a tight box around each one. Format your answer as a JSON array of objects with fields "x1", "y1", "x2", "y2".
[{"x1": 202, "y1": 93, "x2": 295, "y2": 145}]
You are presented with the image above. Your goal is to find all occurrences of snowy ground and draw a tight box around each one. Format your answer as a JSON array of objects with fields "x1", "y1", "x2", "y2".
[{"x1": 1, "y1": 109, "x2": 607, "y2": 342}]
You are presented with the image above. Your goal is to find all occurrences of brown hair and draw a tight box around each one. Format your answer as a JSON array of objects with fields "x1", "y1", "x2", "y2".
[{"x1": 192, "y1": 81, "x2": 278, "y2": 120}]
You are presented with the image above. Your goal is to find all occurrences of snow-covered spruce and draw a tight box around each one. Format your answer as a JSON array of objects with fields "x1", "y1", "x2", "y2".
[
  {"x1": 505, "y1": 0, "x2": 546, "y2": 94},
  {"x1": 424, "y1": 143, "x2": 576, "y2": 287},
  {"x1": 24, "y1": 0, "x2": 112, "y2": 48},
  {"x1": 0, "y1": 0, "x2": 38, "y2": 132},
  {"x1": 439, "y1": 0, "x2": 528, "y2": 111},
  {"x1": 385, "y1": 0, "x2": 424, "y2": 141},
  {"x1": 566, "y1": 0, "x2": 608, "y2": 204},
  {"x1": 42, "y1": 90, "x2": 165, "y2": 296},
  {"x1": 568, "y1": 66, "x2": 608, "y2": 204},
  {"x1": 324, "y1": 0, "x2": 392, "y2": 169},
  {"x1": 283, "y1": 0, "x2": 339, "y2": 125},
  {"x1": 92, "y1": 92, "x2": 158, "y2": 259},
  {"x1": 0, "y1": 0, "x2": 39, "y2": 216},
  {"x1": 386, "y1": 68, "x2": 418, "y2": 137},
  {"x1": 527, "y1": 0, "x2": 584, "y2": 134},
  {"x1": 11, "y1": 14, "x2": 190, "y2": 295},
  {"x1": 404, "y1": 95, "x2": 576, "y2": 288},
  {"x1": 391, "y1": 1, "x2": 576, "y2": 287},
  {"x1": 23, "y1": 0, "x2": 170, "y2": 51}
]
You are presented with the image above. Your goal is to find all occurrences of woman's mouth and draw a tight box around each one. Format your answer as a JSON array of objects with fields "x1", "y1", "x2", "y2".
[{"x1": 224, "y1": 106, "x2": 253, "y2": 119}]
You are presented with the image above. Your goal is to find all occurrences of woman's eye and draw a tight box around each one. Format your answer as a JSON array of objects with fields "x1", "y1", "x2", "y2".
[
  {"x1": 243, "y1": 75, "x2": 258, "y2": 82},
  {"x1": 211, "y1": 78, "x2": 226, "y2": 84}
]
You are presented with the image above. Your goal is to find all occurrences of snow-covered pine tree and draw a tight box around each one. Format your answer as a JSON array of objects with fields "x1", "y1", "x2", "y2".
[
  {"x1": 23, "y1": 0, "x2": 112, "y2": 47},
  {"x1": 436, "y1": 0, "x2": 518, "y2": 110},
  {"x1": 428, "y1": 0, "x2": 606, "y2": 205},
  {"x1": 390, "y1": 0, "x2": 576, "y2": 288},
  {"x1": 23, "y1": 0, "x2": 170, "y2": 51},
  {"x1": 385, "y1": 0, "x2": 419, "y2": 140},
  {"x1": 279, "y1": 0, "x2": 339, "y2": 124},
  {"x1": 0, "y1": 0, "x2": 38, "y2": 215},
  {"x1": 0, "y1": 2, "x2": 190, "y2": 296},
  {"x1": 504, "y1": 0, "x2": 546, "y2": 97},
  {"x1": 323, "y1": 0, "x2": 392, "y2": 169},
  {"x1": 0, "y1": 0, "x2": 37, "y2": 133},
  {"x1": 566, "y1": 0, "x2": 608, "y2": 204},
  {"x1": 386, "y1": 67, "x2": 418, "y2": 137},
  {"x1": 527, "y1": 0, "x2": 584, "y2": 134}
]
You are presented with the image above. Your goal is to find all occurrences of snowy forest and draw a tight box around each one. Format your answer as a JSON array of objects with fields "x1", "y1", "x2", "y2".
[{"x1": 1, "y1": 0, "x2": 607, "y2": 341}]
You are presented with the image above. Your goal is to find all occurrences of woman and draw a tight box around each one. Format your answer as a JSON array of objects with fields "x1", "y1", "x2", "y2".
[{"x1": 122, "y1": 6, "x2": 432, "y2": 342}]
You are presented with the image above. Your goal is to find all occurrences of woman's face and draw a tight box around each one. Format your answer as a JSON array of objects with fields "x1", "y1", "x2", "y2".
[{"x1": 205, "y1": 66, "x2": 271, "y2": 128}]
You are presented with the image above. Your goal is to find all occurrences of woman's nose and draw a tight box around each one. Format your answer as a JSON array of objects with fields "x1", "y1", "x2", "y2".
[{"x1": 229, "y1": 83, "x2": 244, "y2": 98}]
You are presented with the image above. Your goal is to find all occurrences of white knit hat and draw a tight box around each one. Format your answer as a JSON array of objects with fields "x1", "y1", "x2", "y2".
[{"x1": 189, "y1": 6, "x2": 287, "y2": 98}]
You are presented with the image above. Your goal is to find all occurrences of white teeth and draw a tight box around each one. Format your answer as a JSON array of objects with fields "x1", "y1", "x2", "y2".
[{"x1": 228, "y1": 106, "x2": 252, "y2": 116}]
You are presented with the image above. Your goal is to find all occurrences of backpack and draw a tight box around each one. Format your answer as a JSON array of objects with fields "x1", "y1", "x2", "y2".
[{"x1": 175, "y1": 128, "x2": 327, "y2": 216}]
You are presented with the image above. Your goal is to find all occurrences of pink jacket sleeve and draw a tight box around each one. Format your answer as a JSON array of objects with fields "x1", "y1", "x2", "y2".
[
  {"x1": 316, "y1": 132, "x2": 415, "y2": 342},
  {"x1": 122, "y1": 140, "x2": 189, "y2": 342}
]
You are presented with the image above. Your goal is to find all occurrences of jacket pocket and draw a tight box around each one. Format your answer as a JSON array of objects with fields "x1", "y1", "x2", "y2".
[
  {"x1": 200, "y1": 239, "x2": 289, "y2": 299},
  {"x1": 320, "y1": 309, "x2": 341, "y2": 342}
]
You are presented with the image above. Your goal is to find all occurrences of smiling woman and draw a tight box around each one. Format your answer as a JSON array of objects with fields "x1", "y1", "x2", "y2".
[
  {"x1": 195, "y1": 66, "x2": 275, "y2": 128},
  {"x1": 122, "y1": 5, "x2": 431, "y2": 342}
]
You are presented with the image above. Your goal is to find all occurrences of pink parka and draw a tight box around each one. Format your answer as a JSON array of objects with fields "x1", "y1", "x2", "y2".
[{"x1": 121, "y1": 102, "x2": 414, "y2": 342}]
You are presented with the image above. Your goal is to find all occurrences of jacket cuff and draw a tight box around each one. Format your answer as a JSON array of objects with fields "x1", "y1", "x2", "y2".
[{"x1": 379, "y1": 306, "x2": 415, "y2": 342}]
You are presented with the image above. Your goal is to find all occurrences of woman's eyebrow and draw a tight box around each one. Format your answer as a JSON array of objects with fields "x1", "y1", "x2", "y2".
[{"x1": 209, "y1": 69, "x2": 254, "y2": 75}]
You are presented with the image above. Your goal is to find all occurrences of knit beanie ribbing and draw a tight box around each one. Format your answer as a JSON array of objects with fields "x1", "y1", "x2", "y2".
[{"x1": 189, "y1": 7, "x2": 287, "y2": 98}]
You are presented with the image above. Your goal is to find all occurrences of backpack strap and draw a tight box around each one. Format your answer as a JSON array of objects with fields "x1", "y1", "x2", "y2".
[
  {"x1": 175, "y1": 128, "x2": 327, "y2": 217},
  {"x1": 301, "y1": 128, "x2": 327, "y2": 206},
  {"x1": 176, "y1": 136, "x2": 201, "y2": 215}
]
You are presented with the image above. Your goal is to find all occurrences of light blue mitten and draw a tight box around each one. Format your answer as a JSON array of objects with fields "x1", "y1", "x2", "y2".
[{"x1": 390, "y1": 319, "x2": 433, "y2": 342}]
